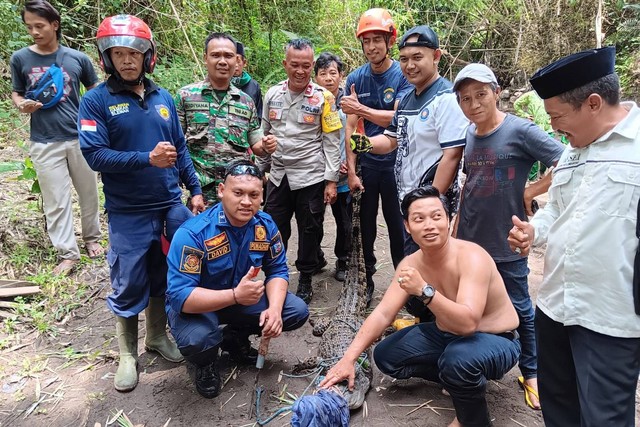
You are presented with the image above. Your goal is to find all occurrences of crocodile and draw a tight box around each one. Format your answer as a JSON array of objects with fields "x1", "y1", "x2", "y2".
[{"x1": 293, "y1": 186, "x2": 372, "y2": 410}]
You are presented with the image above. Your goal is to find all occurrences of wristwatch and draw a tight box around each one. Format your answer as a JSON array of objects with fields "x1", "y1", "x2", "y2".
[{"x1": 420, "y1": 283, "x2": 435, "y2": 305}]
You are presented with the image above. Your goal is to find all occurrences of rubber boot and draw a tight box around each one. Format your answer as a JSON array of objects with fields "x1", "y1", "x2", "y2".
[
  {"x1": 114, "y1": 315, "x2": 139, "y2": 392},
  {"x1": 144, "y1": 297, "x2": 184, "y2": 363}
]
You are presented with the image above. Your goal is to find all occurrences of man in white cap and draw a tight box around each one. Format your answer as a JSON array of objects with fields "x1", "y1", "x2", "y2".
[
  {"x1": 508, "y1": 46, "x2": 640, "y2": 426},
  {"x1": 452, "y1": 62, "x2": 564, "y2": 411}
]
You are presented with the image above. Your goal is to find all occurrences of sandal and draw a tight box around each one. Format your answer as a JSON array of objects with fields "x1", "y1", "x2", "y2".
[
  {"x1": 85, "y1": 242, "x2": 105, "y2": 259},
  {"x1": 517, "y1": 376, "x2": 541, "y2": 410}
]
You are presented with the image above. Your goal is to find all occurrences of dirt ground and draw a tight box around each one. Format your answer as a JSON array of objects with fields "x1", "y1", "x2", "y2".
[{"x1": 0, "y1": 183, "x2": 552, "y2": 427}]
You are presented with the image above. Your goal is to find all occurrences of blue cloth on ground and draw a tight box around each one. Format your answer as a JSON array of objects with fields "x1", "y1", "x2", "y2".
[{"x1": 290, "y1": 390, "x2": 350, "y2": 427}]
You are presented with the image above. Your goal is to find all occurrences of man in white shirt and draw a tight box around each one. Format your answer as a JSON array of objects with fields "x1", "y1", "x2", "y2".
[{"x1": 508, "y1": 46, "x2": 640, "y2": 427}]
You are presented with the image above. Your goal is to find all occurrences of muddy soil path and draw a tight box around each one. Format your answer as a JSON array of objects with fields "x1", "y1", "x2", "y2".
[{"x1": 0, "y1": 200, "x2": 554, "y2": 427}]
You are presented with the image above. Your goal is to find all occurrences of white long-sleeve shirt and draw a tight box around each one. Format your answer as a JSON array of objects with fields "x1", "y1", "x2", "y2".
[{"x1": 531, "y1": 101, "x2": 640, "y2": 338}]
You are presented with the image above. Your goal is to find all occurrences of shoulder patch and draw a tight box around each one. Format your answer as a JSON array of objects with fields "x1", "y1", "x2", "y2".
[
  {"x1": 321, "y1": 91, "x2": 342, "y2": 133},
  {"x1": 179, "y1": 246, "x2": 204, "y2": 274},
  {"x1": 269, "y1": 231, "x2": 284, "y2": 258}
]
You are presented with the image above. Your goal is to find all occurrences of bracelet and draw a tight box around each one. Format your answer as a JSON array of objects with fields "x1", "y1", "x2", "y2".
[{"x1": 232, "y1": 287, "x2": 238, "y2": 304}]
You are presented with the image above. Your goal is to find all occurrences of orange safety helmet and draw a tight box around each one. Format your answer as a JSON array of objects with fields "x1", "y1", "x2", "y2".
[
  {"x1": 96, "y1": 15, "x2": 156, "y2": 75},
  {"x1": 356, "y1": 8, "x2": 397, "y2": 39}
]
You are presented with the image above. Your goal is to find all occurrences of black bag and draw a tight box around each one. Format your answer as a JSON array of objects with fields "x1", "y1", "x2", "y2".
[{"x1": 25, "y1": 47, "x2": 66, "y2": 110}]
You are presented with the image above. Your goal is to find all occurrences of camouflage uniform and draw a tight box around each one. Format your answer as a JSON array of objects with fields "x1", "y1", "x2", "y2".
[{"x1": 175, "y1": 81, "x2": 262, "y2": 204}]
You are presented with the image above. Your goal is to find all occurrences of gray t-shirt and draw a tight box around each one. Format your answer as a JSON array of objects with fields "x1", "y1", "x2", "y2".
[
  {"x1": 457, "y1": 113, "x2": 565, "y2": 262},
  {"x1": 10, "y1": 46, "x2": 99, "y2": 143}
]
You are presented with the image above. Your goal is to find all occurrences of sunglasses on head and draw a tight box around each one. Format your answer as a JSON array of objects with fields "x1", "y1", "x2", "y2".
[{"x1": 224, "y1": 164, "x2": 263, "y2": 180}]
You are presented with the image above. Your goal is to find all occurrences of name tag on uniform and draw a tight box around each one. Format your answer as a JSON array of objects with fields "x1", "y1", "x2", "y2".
[
  {"x1": 249, "y1": 241, "x2": 270, "y2": 251},
  {"x1": 208, "y1": 244, "x2": 231, "y2": 260},
  {"x1": 229, "y1": 105, "x2": 251, "y2": 119}
]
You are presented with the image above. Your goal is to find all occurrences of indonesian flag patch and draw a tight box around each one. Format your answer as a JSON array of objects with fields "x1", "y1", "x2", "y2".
[{"x1": 80, "y1": 119, "x2": 97, "y2": 132}]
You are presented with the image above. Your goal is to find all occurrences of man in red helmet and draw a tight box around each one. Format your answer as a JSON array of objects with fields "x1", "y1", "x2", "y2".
[
  {"x1": 342, "y1": 8, "x2": 412, "y2": 307},
  {"x1": 78, "y1": 15, "x2": 204, "y2": 392},
  {"x1": 10, "y1": 0, "x2": 103, "y2": 275}
]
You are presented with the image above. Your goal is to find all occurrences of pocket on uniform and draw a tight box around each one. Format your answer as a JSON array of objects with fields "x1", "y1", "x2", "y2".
[
  {"x1": 600, "y1": 165, "x2": 640, "y2": 219},
  {"x1": 548, "y1": 168, "x2": 572, "y2": 212},
  {"x1": 297, "y1": 111, "x2": 319, "y2": 125},
  {"x1": 107, "y1": 249, "x2": 121, "y2": 290}
]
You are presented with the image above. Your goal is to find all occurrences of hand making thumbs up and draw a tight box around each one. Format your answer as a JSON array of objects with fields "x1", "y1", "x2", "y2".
[
  {"x1": 340, "y1": 84, "x2": 363, "y2": 115},
  {"x1": 234, "y1": 266, "x2": 264, "y2": 305},
  {"x1": 507, "y1": 215, "x2": 535, "y2": 257}
]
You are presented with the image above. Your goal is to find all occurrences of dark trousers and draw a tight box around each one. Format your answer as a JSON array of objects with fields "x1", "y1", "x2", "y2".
[
  {"x1": 536, "y1": 308, "x2": 640, "y2": 427},
  {"x1": 107, "y1": 210, "x2": 167, "y2": 317},
  {"x1": 264, "y1": 176, "x2": 325, "y2": 275},
  {"x1": 360, "y1": 166, "x2": 404, "y2": 275},
  {"x1": 168, "y1": 292, "x2": 309, "y2": 362},
  {"x1": 374, "y1": 322, "x2": 520, "y2": 427},
  {"x1": 330, "y1": 191, "x2": 352, "y2": 263}
]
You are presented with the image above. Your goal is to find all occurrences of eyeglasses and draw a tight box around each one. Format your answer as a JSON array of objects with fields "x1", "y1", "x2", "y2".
[{"x1": 224, "y1": 164, "x2": 263, "y2": 180}]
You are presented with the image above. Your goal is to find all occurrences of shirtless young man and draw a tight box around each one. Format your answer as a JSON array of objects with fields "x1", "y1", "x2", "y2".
[{"x1": 320, "y1": 185, "x2": 520, "y2": 426}]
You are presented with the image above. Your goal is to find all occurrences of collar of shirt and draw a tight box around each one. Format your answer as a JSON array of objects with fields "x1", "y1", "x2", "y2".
[
  {"x1": 593, "y1": 101, "x2": 639, "y2": 144},
  {"x1": 106, "y1": 76, "x2": 159, "y2": 95},
  {"x1": 213, "y1": 204, "x2": 259, "y2": 230},
  {"x1": 197, "y1": 80, "x2": 242, "y2": 99},
  {"x1": 280, "y1": 80, "x2": 314, "y2": 97}
]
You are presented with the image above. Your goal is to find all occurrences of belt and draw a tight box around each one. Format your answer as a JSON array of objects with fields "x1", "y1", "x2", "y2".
[{"x1": 496, "y1": 330, "x2": 519, "y2": 341}]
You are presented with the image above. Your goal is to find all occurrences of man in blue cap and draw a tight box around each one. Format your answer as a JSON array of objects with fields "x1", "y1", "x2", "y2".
[{"x1": 508, "y1": 46, "x2": 640, "y2": 426}]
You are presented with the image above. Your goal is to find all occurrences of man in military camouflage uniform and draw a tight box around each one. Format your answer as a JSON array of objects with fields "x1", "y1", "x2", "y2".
[
  {"x1": 262, "y1": 39, "x2": 342, "y2": 304},
  {"x1": 175, "y1": 32, "x2": 276, "y2": 206}
]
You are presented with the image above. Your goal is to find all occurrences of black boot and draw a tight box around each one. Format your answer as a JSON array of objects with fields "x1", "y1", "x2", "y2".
[
  {"x1": 313, "y1": 257, "x2": 328, "y2": 275},
  {"x1": 334, "y1": 260, "x2": 347, "y2": 282},
  {"x1": 186, "y1": 348, "x2": 221, "y2": 399},
  {"x1": 296, "y1": 273, "x2": 313, "y2": 304},
  {"x1": 221, "y1": 326, "x2": 258, "y2": 365},
  {"x1": 366, "y1": 273, "x2": 375, "y2": 308}
]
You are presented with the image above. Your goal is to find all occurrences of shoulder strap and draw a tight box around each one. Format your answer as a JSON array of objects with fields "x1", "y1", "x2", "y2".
[{"x1": 55, "y1": 46, "x2": 66, "y2": 66}]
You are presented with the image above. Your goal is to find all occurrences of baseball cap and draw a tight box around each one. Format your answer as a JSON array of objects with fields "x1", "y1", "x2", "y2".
[
  {"x1": 530, "y1": 46, "x2": 615, "y2": 99},
  {"x1": 452, "y1": 63, "x2": 498, "y2": 92},
  {"x1": 398, "y1": 25, "x2": 439, "y2": 50}
]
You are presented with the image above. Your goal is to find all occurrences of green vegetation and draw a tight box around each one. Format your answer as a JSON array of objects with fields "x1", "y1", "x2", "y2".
[{"x1": 0, "y1": 0, "x2": 638, "y2": 339}]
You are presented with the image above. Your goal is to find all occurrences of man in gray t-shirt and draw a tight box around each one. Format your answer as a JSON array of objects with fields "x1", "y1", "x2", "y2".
[
  {"x1": 10, "y1": 0, "x2": 102, "y2": 275},
  {"x1": 453, "y1": 63, "x2": 565, "y2": 411}
]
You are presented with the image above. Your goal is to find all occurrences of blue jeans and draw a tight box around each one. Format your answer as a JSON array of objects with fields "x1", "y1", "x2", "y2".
[
  {"x1": 374, "y1": 322, "x2": 520, "y2": 427},
  {"x1": 496, "y1": 259, "x2": 537, "y2": 379},
  {"x1": 167, "y1": 292, "x2": 309, "y2": 361}
]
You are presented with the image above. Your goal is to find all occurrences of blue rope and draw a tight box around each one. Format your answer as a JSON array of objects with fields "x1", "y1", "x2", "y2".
[{"x1": 255, "y1": 386, "x2": 292, "y2": 426}]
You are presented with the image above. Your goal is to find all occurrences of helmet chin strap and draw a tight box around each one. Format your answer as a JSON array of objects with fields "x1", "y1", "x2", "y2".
[{"x1": 113, "y1": 70, "x2": 145, "y2": 86}]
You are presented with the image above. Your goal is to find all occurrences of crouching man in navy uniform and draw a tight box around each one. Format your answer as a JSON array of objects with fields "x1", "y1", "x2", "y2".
[{"x1": 166, "y1": 160, "x2": 309, "y2": 398}]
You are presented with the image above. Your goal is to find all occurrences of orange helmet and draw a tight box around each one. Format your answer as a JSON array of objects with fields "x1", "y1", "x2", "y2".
[{"x1": 356, "y1": 8, "x2": 397, "y2": 39}]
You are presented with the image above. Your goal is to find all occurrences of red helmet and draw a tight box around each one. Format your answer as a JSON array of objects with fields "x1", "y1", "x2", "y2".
[
  {"x1": 96, "y1": 15, "x2": 156, "y2": 75},
  {"x1": 356, "y1": 8, "x2": 397, "y2": 39}
]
